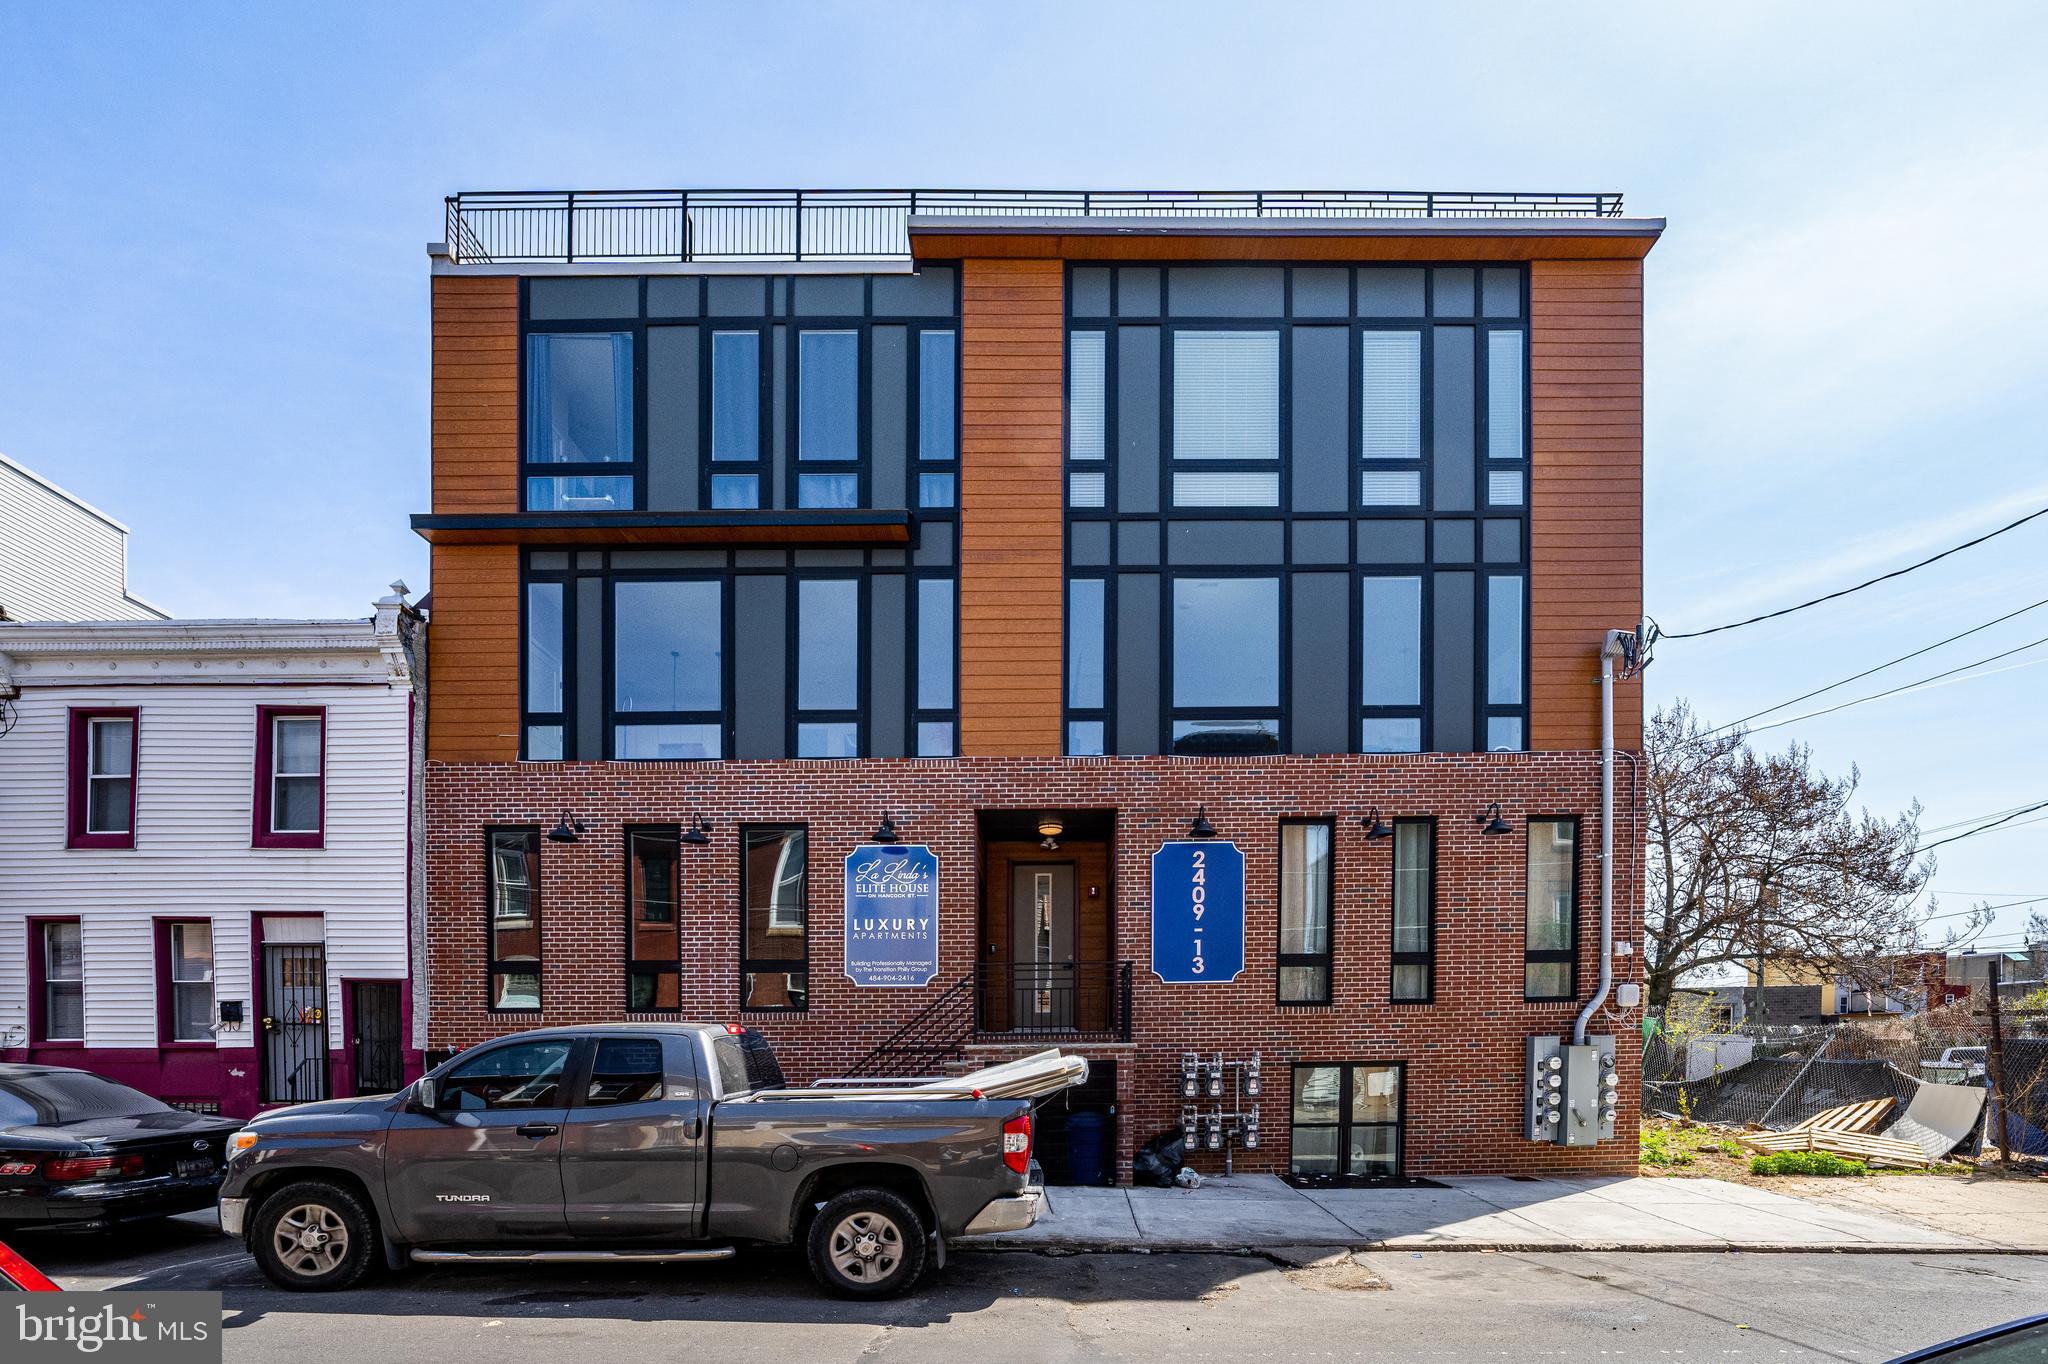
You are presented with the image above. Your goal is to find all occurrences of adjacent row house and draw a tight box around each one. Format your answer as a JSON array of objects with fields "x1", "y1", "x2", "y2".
[{"x1": 0, "y1": 596, "x2": 425, "y2": 1117}]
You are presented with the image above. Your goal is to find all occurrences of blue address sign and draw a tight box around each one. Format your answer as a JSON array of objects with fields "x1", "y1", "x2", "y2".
[{"x1": 1150, "y1": 840, "x2": 1245, "y2": 984}]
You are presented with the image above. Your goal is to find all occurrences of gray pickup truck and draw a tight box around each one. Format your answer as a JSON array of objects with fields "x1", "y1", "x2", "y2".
[{"x1": 218, "y1": 1023, "x2": 1067, "y2": 1298}]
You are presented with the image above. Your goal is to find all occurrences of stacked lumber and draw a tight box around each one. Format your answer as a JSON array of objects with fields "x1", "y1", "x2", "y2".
[{"x1": 1740, "y1": 1098, "x2": 1931, "y2": 1167}]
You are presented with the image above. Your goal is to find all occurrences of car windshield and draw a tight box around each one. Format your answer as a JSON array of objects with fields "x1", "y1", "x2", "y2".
[{"x1": 0, "y1": 1072, "x2": 171, "y2": 1126}]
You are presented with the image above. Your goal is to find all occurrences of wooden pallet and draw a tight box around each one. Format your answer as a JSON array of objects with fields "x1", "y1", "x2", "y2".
[
  {"x1": 1739, "y1": 1116, "x2": 1928, "y2": 1168},
  {"x1": 1785, "y1": 1098, "x2": 1895, "y2": 1136}
]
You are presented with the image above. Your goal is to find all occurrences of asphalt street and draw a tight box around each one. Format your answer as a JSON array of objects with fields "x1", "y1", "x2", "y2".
[{"x1": 13, "y1": 1211, "x2": 2048, "y2": 1363}]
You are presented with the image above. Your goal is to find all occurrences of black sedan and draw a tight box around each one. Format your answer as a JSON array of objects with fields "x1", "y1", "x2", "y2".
[{"x1": 0, "y1": 1064, "x2": 240, "y2": 1230}]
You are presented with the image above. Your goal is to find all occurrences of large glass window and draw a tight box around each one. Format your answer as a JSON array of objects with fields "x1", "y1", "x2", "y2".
[
  {"x1": 526, "y1": 333, "x2": 633, "y2": 463},
  {"x1": 915, "y1": 577, "x2": 955, "y2": 757},
  {"x1": 1526, "y1": 818, "x2": 1578, "y2": 1000},
  {"x1": 525, "y1": 580, "x2": 565, "y2": 760},
  {"x1": 711, "y1": 330, "x2": 762, "y2": 463},
  {"x1": 1278, "y1": 822, "x2": 1333, "y2": 1005},
  {"x1": 613, "y1": 579, "x2": 723, "y2": 760},
  {"x1": 1487, "y1": 330, "x2": 1524, "y2": 463},
  {"x1": 628, "y1": 829, "x2": 680, "y2": 1011},
  {"x1": 1390, "y1": 821, "x2": 1434, "y2": 1003},
  {"x1": 487, "y1": 829, "x2": 542, "y2": 1011},
  {"x1": 1069, "y1": 331, "x2": 1106, "y2": 461},
  {"x1": 1172, "y1": 331, "x2": 1278, "y2": 460},
  {"x1": 1361, "y1": 576, "x2": 1423, "y2": 753},
  {"x1": 1486, "y1": 575, "x2": 1525, "y2": 753},
  {"x1": 795, "y1": 579, "x2": 860, "y2": 757},
  {"x1": 918, "y1": 330, "x2": 957, "y2": 463},
  {"x1": 1360, "y1": 331, "x2": 1422, "y2": 459},
  {"x1": 741, "y1": 826, "x2": 808, "y2": 1010},
  {"x1": 167, "y1": 922, "x2": 214, "y2": 1042},
  {"x1": 1066, "y1": 577, "x2": 1107, "y2": 756},
  {"x1": 797, "y1": 330, "x2": 859, "y2": 461},
  {"x1": 40, "y1": 922, "x2": 83, "y2": 1041},
  {"x1": 1290, "y1": 1063, "x2": 1403, "y2": 1179},
  {"x1": 1171, "y1": 577, "x2": 1279, "y2": 754}
]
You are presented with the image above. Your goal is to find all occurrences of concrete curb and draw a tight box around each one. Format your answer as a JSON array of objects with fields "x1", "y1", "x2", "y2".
[{"x1": 961, "y1": 1238, "x2": 2047, "y2": 1257}]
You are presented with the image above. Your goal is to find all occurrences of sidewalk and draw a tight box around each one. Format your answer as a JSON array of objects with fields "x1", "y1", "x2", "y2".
[{"x1": 972, "y1": 1173, "x2": 2048, "y2": 1255}]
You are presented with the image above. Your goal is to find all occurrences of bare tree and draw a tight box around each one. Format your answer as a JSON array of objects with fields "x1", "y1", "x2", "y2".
[{"x1": 1644, "y1": 702, "x2": 1977, "y2": 1012}]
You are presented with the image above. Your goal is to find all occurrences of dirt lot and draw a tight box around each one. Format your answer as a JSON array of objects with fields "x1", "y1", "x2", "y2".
[{"x1": 1636, "y1": 1116, "x2": 2044, "y2": 1188}]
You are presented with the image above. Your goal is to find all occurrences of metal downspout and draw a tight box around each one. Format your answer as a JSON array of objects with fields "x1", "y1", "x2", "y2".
[{"x1": 1575, "y1": 631, "x2": 1630, "y2": 1046}]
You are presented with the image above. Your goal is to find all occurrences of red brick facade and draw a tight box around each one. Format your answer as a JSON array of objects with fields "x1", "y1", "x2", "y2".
[{"x1": 424, "y1": 751, "x2": 1644, "y2": 1179}]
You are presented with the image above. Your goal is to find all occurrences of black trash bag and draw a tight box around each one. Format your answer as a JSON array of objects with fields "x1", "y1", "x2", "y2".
[{"x1": 1132, "y1": 1128, "x2": 1186, "y2": 1188}]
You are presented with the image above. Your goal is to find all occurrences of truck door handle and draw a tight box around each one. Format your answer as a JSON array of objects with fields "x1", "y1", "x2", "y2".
[
  {"x1": 516, "y1": 1122, "x2": 559, "y2": 1139},
  {"x1": 683, "y1": 1117, "x2": 703, "y2": 1139}
]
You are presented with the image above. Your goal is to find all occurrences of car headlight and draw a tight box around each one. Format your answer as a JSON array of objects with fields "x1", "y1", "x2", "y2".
[{"x1": 226, "y1": 1130, "x2": 260, "y2": 1156}]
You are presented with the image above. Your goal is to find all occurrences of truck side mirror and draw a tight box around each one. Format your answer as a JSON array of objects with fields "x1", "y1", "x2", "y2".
[{"x1": 414, "y1": 1078, "x2": 438, "y2": 1111}]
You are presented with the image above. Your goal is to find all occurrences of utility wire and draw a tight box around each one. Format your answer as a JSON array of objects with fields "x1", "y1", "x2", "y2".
[
  {"x1": 1658, "y1": 503, "x2": 2048, "y2": 640},
  {"x1": 1744, "y1": 633, "x2": 2048, "y2": 735},
  {"x1": 1922, "y1": 800, "x2": 2048, "y2": 836},
  {"x1": 1707, "y1": 596, "x2": 2048, "y2": 735},
  {"x1": 1919, "y1": 800, "x2": 2048, "y2": 854}
]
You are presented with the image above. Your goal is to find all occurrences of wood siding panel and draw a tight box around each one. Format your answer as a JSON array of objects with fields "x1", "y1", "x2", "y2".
[
  {"x1": 958, "y1": 259, "x2": 1065, "y2": 756},
  {"x1": 432, "y1": 276, "x2": 519, "y2": 515},
  {"x1": 426, "y1": 545, "x2": 520, "y2": 762},
  {"x1": 1529, "y1": 259, "x2": 1644, "y2": 752},
  {"x1": 912, "y1": 232, "x2": 1660, "y2": 263}
]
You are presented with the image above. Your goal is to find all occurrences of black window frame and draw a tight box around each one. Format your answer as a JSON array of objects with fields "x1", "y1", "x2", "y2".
[
  {"x1": 911, "y1": 324, "x2": 960, "y2": 511},
  {"x1": 1164, "y1": 569, "x2": 1287, "y2": 755},
  {"x1": 1524, "y1": 815, "x2": 1581, "y2": 1002},
  {"x1": 1389, "y1": 817, "x2": 1436, "y2": 1005},
  {"x1": 624, "y1": 826, "x2": 682, "y2": 1014},
  {"x1": 1359, "y1": 569, "x2": 1428, "y2": 754},
  {"x1": 1276, "y1": 818, "x2": 1335, "y2": 1006},
  {"x1": 1166, "y1": 322, "x2": 1285, "y2": 513},
  {"x1": 704, "y1": 324, "x2": 771, "y2": 509},
  {"x1": 739, "y1": 823, "x2": 810, "y2": 1013},
  {"x1": 520, "y1": 571, "x2": 573, "y2": 762},
  {"x1": 1061, "y1": 263, "x2": 1531, "y2": 759},
  {"x1": 789, "y1": 574, "x2": 866, "y2": 759},
  {"x1": 607, "y1": 570, "x2": 731, "y2": 762},
  {"x1": 1063, "y1": 573, "x2": 1112, "y2": 756},
  {"x1": 791, "y1": 325, "x2": 867, "y2": 509},
  {"x1": 909, "y1": 568, "x2": 958, "y2": 757},
  {"x1": 1288, "y1": 1060, "x2": 1406, "y2": 1181},
  {"x1": 485, "y1": 826, "x2": 544, "y2": 1015},
  {"x1": 519, "y1": 315, "x2": 645, "y2": 513}
]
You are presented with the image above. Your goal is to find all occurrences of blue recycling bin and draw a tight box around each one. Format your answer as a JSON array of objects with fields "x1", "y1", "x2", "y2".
[{"x1": 1064, "y1": 1110, "x2": 1109, "y2": 1186}]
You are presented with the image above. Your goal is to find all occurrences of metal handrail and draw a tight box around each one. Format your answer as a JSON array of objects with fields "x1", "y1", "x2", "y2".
[
  {"x1": 442, "y1": 188, "x2": 1627, "y2": 264},
  {"x1": 976, "y1": 959, "x2": 1134, "y2": 1041}
]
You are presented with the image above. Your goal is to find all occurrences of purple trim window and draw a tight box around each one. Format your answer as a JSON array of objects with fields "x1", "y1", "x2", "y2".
[
  {"x1": 31, "y1": 920, "x2": 84, "y2": 1043},
  {"x1": 157, "y1": 919, "x2": 216, "y2": 1044},
  {"x1": 253, "y1": 706, "x2": 325, "y2": 849},
  {"x1": 66, "y1": 708, "x2": 138, "y2": 849}
]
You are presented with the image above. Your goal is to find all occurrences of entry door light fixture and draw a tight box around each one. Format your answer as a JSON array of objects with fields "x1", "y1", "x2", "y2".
[
  {"x1": 546, "y1": 812, "x2": 589, "y2": 844},
  {"x1": 1037, "y1": 812, "x2": 1064, "y2": 851},
  {"x1": 681, "y1": 813, "x2": 714, "y2": 846},
  {"x1": 1360, "y1": 807, "x2": 1392, "y2": 841},
  {"x1": 1478, "y1": 802, "x2": 1513, "y2": 836}
]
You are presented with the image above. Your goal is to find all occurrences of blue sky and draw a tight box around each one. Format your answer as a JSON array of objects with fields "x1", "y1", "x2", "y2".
[{"x1": 4, "y1": 2, "x2": 2043, "y2": 955}]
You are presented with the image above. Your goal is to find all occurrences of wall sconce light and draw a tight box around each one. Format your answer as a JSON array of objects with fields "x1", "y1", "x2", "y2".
[
  {"x1": 1477, "y1": 802, "x2": 1513, "y2": 836},
  {"x1": 681, "y1": 813, "x2": 714, "y2": 846},
  {"x1": 1187, "y1": 805, "x2": 1217, "y2": 840},
  {"x1": 1037, "y1": 813, "x2": 1064, "y2": 850},
  {"x1": 546, "y1": 812, "x2": 588, "y2": 844},
  {"x1": 1360, "y1": 807, "x2": 1392, "y2": 841},
  {"x1": 871, "y1": 813, "x2": 904, "y2": 845}
]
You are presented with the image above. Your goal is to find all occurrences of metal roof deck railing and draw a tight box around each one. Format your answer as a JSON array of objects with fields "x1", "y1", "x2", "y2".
[{"x1": 442, "y1": 188, "x2": 1628, "y2": 265}]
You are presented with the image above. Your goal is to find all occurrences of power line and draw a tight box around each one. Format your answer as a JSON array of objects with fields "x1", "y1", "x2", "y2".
[
  {"x1": 1657, "y1": 503, "x2": 2048, "y2": 640},
  {"x1": 1707, "y1": 596, "x2": 2048, "y2": 735},
  {"x1": 1743, "y1": 633, "x2": 2048, "y2": 735},
  {"x1": 1922, "y1": 800, "x2": 2048, "y2": 836},
  {"x1": 1920, "y1": 800, "x2": 2048, "y2": 854}
]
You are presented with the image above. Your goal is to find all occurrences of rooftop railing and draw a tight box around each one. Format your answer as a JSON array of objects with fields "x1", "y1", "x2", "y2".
[{"x1": 442, "y1": 188, "x2": 1627, "y2": 265}]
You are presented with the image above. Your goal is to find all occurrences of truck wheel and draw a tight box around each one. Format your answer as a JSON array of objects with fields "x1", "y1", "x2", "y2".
[
  {"x1": 250, "y1": 1180, "x2": 378, "y2": 1292},
  {"x1": 806, "y1": 1187, "x2": 928, "y2": 1299}
]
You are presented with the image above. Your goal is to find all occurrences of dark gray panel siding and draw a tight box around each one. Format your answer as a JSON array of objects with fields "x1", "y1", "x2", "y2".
[
  {"x1": 1167, "y1": 267, "x2": 1284, "y2": 317},
  {"x1": 870, "y1": 325, "x2": 907, "y2": 509},
  {"x1": 576, "y1": 575, "x2": 604, "y2": 758},
  {"x1": 1432, "y1": 326, "x2": 1475, "y2": 512},
  {"x1": 646, "y1": 326, "x2": 699, "y2": 511},
  {"x1": 1116, "y1": 573, "x2": 1161, "y2": 755},
  {"x1": 1117, "y1": 328, "x2": 1161, "y2": 514},
  {"x1": 1433, "y1": 570, "x2": 1475, "y2": 752},
  {"x1": 733, "y1": 575, "x2": 787, "y2": 759},
  {"x1": 1290, "y1": 325, "x2": 1350, "y2": 513},
  {"x1": 529, "y1": 277, "x2": 639, "y2": 320},
  {"x1": 869, "y1": 575, "x2": 906, "y2": 758},
  {"x1": 871, "y1": 266, "x2": 956, "y2": 316},
  {"x1": 1291, "y1": 572, "x2": 1351, "y2": 755}
]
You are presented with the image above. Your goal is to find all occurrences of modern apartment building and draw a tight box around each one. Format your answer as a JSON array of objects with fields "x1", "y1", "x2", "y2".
[
  {"x1": 416, "y1": 189, "x2": 1656, "y2": 1180},
  {"x1": 0, "y1": 595, "x2": 425, "y2": 1117}
]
